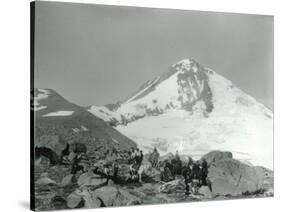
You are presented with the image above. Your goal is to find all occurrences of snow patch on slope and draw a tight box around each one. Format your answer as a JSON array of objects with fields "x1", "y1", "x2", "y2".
[
  {"x1": 34, "y1": 89, "x2": 50, "y2": 111},
  {"x1": 43, "y1": 110, "x2": 74, "y2": 117}
]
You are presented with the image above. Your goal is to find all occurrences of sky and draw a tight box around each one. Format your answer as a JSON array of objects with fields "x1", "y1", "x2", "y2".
[{"x1": 34, "y1": 1, "x2": 274, "y2": 110}]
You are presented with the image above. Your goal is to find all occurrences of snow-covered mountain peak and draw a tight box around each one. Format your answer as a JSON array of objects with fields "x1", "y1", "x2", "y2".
[
  {"x1": 106, "y1": 58, "x2": 215, "y2": 124},
  {"x1": 88, "y1": 58, "x2": 272, "y2": 126},
  {"x1": 172, "y1": 58, "x2": 199, "y2": 72}
]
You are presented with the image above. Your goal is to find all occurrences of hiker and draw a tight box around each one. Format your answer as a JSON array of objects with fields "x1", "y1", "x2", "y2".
[
  {"x1": 71, "y1": 153, "x2": 87, "y2": 174},
  {"x1": 60, "y1": 143, "x2": 70, "y2": 164},
  {"x1": 104, "y1": 164, "x2": 110, "y2": 183},
  {"x1": 182, "y1": 163, "x2": 192, "y2": 195},
  {"x1": 135, "y1": 149, "x2": 143, "y2": 165},
  {"x1": 161, "y1": 160, "x2": 174, "y2": 182},
  {"x1": 187, "y1": 156, "x2": 194, "y2": 167},
  {"x1": 127, "y1": 163, "x2": 139, "y2": 183},
  {"x1": 199, "y1": 159, "x2": 208, "y2": 185},
  {"x1": 139, "y1": 150, "x2": 144, "y2": 164},
  {"x1": 130, "y1": 148, "x2": 136, "y2": 164},
  {"x1": 150, "y1": 147, "x2": 160, "y2": 168},
  {"x1": 193, "y1": 161, "x2": 201, "y2": 179},
  {"x1": 112, "y1": 159, "x2": 120, "y2": 183},
  {"x1": 171, "y1": 151, "x2": 182, "y2": 175},
  {"x1": 135, "y1": 148, "x2": 141, "y2": 162},
  {"x1": 190, "y1": 161, "x2": 201, "y2": 194},
  {"x1": 199, "y1": 159, "x2": 212, "y2": 192}
]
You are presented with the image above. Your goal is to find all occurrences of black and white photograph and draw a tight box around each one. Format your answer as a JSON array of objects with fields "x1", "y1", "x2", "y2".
[{"x1": 30, "y1": 1, "x2": 274, "y2": 211}]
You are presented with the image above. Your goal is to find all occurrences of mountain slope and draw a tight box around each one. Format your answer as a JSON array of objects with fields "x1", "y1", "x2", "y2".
[
  {"x1": 32, "y1": 88, "x2": 136, "y2": 156},
  {"x1": 88, "y1": 59, "x2": 273, "y2": 169}
]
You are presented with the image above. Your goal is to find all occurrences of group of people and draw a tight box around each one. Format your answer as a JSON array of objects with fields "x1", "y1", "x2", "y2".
[
  {"x1": 126, "y1": 148, "x2": 144, "y2": 182},
  {"x1": 182, "y1": 157, "x2": 211, "y2": 195},
  {"x1": 160, "y1": 151, "x2": 211, "y2": 195},
  {"x1": 128, "y1": 148, "x2": 144, "y2": 165},
  {"x1": 60, "y1": 143, "x2": 211, "y2": 195}
]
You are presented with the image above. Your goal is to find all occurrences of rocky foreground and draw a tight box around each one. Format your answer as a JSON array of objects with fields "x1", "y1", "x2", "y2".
[{"x1": 34, "y1": 150, "x2": 273, "y2": 211}]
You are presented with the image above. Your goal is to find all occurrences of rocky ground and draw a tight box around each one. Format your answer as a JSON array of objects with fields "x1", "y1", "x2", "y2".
[{"x1": 33, "y1": 151, "x2": 273, "y2": 211}]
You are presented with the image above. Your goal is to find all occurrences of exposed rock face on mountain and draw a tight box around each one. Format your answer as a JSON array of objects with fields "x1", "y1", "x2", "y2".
[
  {"x1": 88, "y1": 58, "x2": 273, "y2": 169},
  {"x1": 32, "y1": 88, "x2": 136, "y2": 163}
]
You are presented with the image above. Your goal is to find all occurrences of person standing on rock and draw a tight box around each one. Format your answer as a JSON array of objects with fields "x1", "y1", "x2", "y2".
[
  {"x1": 193, "y1": 161, "x2": 201, "y2": 179},
  {"x1": 139, "y1": 150, "x2": 144, "y2": 164},
  {"x1": 112, "y1": 159, "x2": 120, "y2": 183},
  {"x1": 199, "y1": 159, "x2": 212, "y2": 192},
  {"x1": 128, "y1": 163, "x2": 139, "y2": 183},
  {"x1": 182, "y1": 164, "x2": 192, "y2": 195},
  {"x1": 199, "y1": 159, "x2": 208, "y2": 186},
  {"x1": 131, "y1": 148, "x2": 136, "y2": 164},
  {"x1": 172, "y1": 150, "x2": 182, "y2": 175},
  {"x1": 135, "y1": 149, "x2": 143, "y2": 166},
  {"x1": 182, "y1": 157, "x2": 196, "y2": 195},
  {"x1": 150, "y1": 147, "x2": 160, "y2": 168},
  {"x1": 104, "y1": 164, "x2": 110, "y2": 183},
  {"x1": 135, "y1": 148, "x2": 141, "y2": 163},
  {"x1": 161, "y1": 160, "x2": 174, "y2": 182},
  {"x1": 71, "y1": 153, "x2": 86, "y2": 174}
]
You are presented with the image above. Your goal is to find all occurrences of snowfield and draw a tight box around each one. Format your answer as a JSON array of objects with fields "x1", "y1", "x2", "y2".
[
  {"x1": 116, "y1": 70, "x2": 273, "y2": 169},
  {"x1": 42, "y1": 110, "x2": 74, "y2": 117}
]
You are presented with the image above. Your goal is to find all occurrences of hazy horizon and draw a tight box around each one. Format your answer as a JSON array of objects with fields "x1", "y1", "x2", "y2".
[{"x1": 34, "y1": 1, "x2": 274, "y2": 110}]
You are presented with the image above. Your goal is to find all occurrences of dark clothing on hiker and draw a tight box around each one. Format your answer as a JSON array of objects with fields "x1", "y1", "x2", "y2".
[
  {"x1": 112, "y1": 161, "x2": 119, "y2": 183},
  {"x1": 192, "y1": 163, "x2": 201, "y2": 179},
  {"x1": 128, "y1": 164, "x2": 139, "y2": 182},
  {"x1": 150, "y1": 148, "x2": 160, "y2": 168},
  {"x1": 71, "y1": 153, "x2": 87, "y2": 174},
  {"x1": 171, "y1": 157, "x2": 182, "y2": 176},
  {"x1": 182, "y1": 165, "x2": 192, "y2": 195},
  {"x1": 161, "y1": 164, "x2": 174, "y2": 182},
  {"x1": 137, "y1": 152, "x2": 143, "y2": 165},
  {"x1": 199, "y1": 160, "x2": 209, "y2": 186}
]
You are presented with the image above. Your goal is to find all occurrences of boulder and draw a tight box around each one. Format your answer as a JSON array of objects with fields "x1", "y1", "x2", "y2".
[
  {"x1": 201, "y1": 150, "x2": 232, "y2": 164},
  {"x1": 61, "y1": 174, "x2": 75, "y2": 187},
  {"x1": 144, "y1": 168, "x2": 161, "y2": 182},
  {"x1": 77, "y1": 171, "x2": 107, "y2": 187},
  {"x1": 67, "y1": 191, "x2": 83, "y2": 209},
  {"x1": 201, "y1": 151, "x2": 273, "y2": 196},
  {"x1": 159, "y1": 179, "x2": 185, "y2": 193},
  {"x1": 67, "y1": 187, "x2": 102, "y2": 209},
  {"x1": 94, "y1": 186, "x2": 142, "y2": 206},
  {"x1": 50, "y1": 195, "x2": 67, "y2": 210},
  {"x1": 137, "y1": 163, "x2": 161, "y2": 183},
  {"x1": 35, "y1": 173, "x2": 57, "y2": 185},
  {"x1": 198, "y1": 186, "x2": 213, "y2": 199}
]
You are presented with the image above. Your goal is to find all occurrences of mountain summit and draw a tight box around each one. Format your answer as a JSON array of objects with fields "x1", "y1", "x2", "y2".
[{"x1": 88, "y1": 58, "x2": 273, "y2": 169}]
